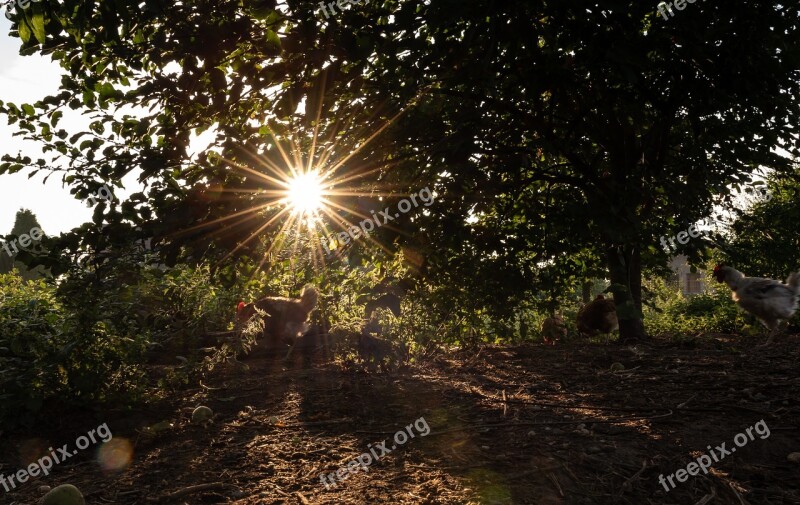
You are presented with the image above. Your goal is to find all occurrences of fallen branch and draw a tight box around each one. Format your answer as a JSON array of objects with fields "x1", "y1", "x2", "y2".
[
  {"x1": 357, "y1": 411, "x2": 674, "y2": 437},
  {"x1": 272, "y1": 418, "x2": 353, "y2": 428},
  {"x1": 155, "y1": 482, "x2": 236, "y2": 500}
]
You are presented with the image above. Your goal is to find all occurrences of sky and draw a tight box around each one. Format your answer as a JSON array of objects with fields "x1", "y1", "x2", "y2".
[{"x1": 0, "y1": 16, "x2": 97, "y2": 235}]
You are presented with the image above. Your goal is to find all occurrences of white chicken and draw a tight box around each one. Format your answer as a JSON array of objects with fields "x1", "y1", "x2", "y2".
[{"x1": 713, "y1": 265, "x2": 800, "y2": 345}]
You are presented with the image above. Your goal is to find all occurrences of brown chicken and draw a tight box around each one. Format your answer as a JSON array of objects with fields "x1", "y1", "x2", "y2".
[
  {"x1": 237, "y1": 285, "x2": 319, "y2": 346},
  {"x1": 713, "y1": 265, "x2": 800, "y2": 345},
  {"x1": 358, "y1": 316, "x2": 407, "y2": 372},
  {"x1": 541, "y1": 314, "x2": 567, "y2": 344},
  {"x1": 576, "y1": 294, "x2": 619, "y2": 341}
]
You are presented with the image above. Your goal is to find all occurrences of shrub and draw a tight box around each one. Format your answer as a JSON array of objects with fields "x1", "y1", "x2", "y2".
[
  {"x1": 0, "y1": 270, "x2": 148, "y2": 428},
  {"x1": 643, "y1": 276, "x2": 749, "y2": 337}
]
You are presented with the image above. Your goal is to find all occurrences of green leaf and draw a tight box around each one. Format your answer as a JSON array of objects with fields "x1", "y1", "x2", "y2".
[
  {"x1": 98, "y1": 83, "x2": 117, "y2": 102},
  {"x1": 266, "y1": 29, "x2": 281, "y2": 51},
  {"x1": 31, "y1": 12, "x2": 45, "y2": 44},
  {"x1": 50, "y1": 110, "x2": 63, "y2": 126},
  {"x1": 18, "y1": 19, "x2": 31, "y2": 43},
  {"x1": 209, "y1": 68, "x2": 226, "y2": 90}
]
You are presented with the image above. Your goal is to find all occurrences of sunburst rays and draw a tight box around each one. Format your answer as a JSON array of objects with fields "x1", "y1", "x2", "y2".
[{"x1": 172, "y1": 86, "x2": 428, "y2": 274}]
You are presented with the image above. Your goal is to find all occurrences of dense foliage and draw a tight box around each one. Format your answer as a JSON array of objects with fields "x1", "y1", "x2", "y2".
[
  {"x1": 0, "y1": 271, "x2": 148, "y2": 427},
  {"x1": 0, "y1": 1, "x2": 798, "y2": 342},
  {"x1": 643, "y1": 276, "x2": 748, "y2": 338},
  {"x1": 713, "y1": 171, "x2": 800, "y2": 279},
  {"x1": 1, "y1": 1, "x2": 800, "y2": 428}
]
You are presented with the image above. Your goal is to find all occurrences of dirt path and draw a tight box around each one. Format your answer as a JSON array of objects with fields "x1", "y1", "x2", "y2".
[{"x1": 2, "y1": 337, "x2": 799, "y2": 504}]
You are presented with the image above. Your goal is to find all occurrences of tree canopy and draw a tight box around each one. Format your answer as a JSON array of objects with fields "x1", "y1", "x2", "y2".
[{"x1": 1, "y1": 0, "x2": 799, "y2": 340}]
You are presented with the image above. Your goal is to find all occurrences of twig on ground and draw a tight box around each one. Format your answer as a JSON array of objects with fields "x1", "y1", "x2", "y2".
[
  {"x1": 391, "y1": 411, "x2": 674, "y2": 438},
  {"x1": 156, "y1": 482, "x2": 236, "y2": 500},
  {"x1": 693, "y1": 487, "x2": 716, "y2": 505},
  {"x1": 272, "y1": 418, "x2": 352, "y2": 428},
  {"x1": 200, "y1": 380, "x2": 223, "y2": 391},
  {"x1": 727, "y1": 483, "x2": 750, "y2": 505},
  {"x1": 546, "y1": 471, "x2": 564, "y2": 497},
  {"x1": 619, "y1": 460, "x2": 649, "y2": 495},
  {"x1": 677, "y1": 394, "x2": 697, "y2": 409}
]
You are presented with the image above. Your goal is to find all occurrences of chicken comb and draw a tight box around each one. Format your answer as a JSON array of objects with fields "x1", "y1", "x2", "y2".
[
  {"x1": 713, "y1": 264, "x2": 723, "y2": 272},
  {"x1": 237, "y1": 301, "x2": 246, "y2": 313}
]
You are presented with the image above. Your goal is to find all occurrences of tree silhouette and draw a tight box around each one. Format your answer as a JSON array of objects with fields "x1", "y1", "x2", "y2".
[{"x1": 1, "y1": 208, "x2": 46, "y2": 280}]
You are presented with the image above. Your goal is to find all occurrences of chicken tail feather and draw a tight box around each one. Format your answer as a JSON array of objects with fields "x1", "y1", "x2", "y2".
[
  {"x1": 300, "y1": 285, "x2": 320, "y2": 312},
  {"x1": 787, "y1": 272, "x2": 800, "y2": 295}
]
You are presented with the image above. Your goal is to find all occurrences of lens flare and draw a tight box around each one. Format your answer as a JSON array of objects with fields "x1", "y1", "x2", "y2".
[{"x1": 97, "y1": 438, "x2": 133, "y2": 472}]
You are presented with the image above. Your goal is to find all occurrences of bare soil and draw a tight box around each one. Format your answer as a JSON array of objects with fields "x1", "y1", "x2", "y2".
[{"x1": 2, "y1": 336, "x2": 800, "y2": 504}]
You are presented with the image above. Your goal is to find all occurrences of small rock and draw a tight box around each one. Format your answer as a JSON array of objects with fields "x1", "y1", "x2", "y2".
[
  {"x1": 788, "y1": 452, "x2": 800, "y2": 464},
  {"x1": 610, "y1": 362, "x2": 625, "y2": 372},
  {"x1": 192, "y1": 405, "x2": 214, "y2": 424},
  {"x1": 42, "y1": 484, "x2": 84, "y2": 505}
]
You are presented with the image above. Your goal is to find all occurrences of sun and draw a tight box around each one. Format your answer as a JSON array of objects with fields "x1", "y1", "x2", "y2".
[{"x1": 285, "y1": 170, "x2": 324, "y2": 215}]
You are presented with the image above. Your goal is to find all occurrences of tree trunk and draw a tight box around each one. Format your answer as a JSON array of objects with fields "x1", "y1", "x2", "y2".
[
  {"x1": 606, "y1": 246, "x2": 647, "y2": 343},
  {"x1": 581, "y1": 281, "x2": 592, "y2": 303}
]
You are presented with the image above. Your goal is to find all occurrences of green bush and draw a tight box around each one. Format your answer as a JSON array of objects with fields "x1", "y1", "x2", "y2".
[
  {"x1": 0, "y1": 270, "x2": 148, "y2": 428},
  {"x1": 643, "y1": 276, "x2": 750, "y2": 337},
  {"x1": 0, "y1": 273, "x2": 67, "y2": 420}
]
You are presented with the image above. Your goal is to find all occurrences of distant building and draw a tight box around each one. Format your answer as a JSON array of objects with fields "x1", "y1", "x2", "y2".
[{"x1": 668, "y1": 255, "x2": 706, "y2": 295}]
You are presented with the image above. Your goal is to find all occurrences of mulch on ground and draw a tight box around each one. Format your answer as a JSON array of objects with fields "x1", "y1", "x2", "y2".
[{"x1": 2, "y1": 336, "x2": 799, "y2": 504}]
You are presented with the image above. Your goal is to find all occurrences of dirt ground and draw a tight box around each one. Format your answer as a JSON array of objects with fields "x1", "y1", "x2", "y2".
[{"x1": 2, "y1": 336, "x2": 799, "y2": 504}]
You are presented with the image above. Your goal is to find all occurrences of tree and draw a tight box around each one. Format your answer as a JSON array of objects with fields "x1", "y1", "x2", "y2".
[
  {"x1": 714, "y1": 173, "x2": 800, "y2": 278},
  {"x1": 1, "y1": 1, "x2": 799, "y2": 341},
  {"x1": 2, "y1": 209, "x2": 46, "y2": 280},
  {"x1": 0, "y1": 241, "x2": 12, "y2": 274},
  {"x1": 381, "y1": 2, "x2": 800, "y2": 341}
]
